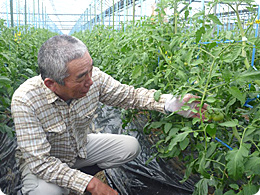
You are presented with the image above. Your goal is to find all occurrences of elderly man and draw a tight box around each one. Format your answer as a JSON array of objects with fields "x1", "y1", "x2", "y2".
[{"x1": 11, "y1": 35, "x2": 207, "y2": 195}]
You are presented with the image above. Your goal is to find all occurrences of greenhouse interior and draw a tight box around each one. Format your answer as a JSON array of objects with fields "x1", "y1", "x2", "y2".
[{"x1": 1, "y1": 0, "x2": 260, "y2": 194}]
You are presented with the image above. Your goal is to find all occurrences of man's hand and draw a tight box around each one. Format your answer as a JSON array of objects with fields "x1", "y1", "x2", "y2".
[
  {"x1": 165, "y1": 94, "x2": 208, "y2": 120},
  {"x1": 86, "y1": 177, "x2": 118, "y2": 195}
]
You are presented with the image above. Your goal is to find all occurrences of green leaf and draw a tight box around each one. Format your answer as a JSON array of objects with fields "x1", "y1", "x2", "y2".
[
  {"x1": 206, "y1": 124, "x2": 216, "y2": 138},
  {"x1": 0, "y1": 76, "x2": 11, "y2": 85},
  {"x1": 226, "y1": 144, "x2": 249, "y2": 180},
  {"x1": 206, "y1": 142, "x2": 217, "y2": 158},
  {"x1": 180, "y1": 159, "x2": 197, "y2": 183},
  {"x1": 229, "y1": 86, "x2": 246, "y2": 106},
  {"x1": 224, "y1": 190, "x2": 236, "y2": 195},
  {"x1": 241, "y1": 184, "x2": 258, "y2": 195},
  {"x1": 229, "y1": 184, "x2": 239, "y2": 190},
  {"x1": 179, "y1": 137, "x2": 189, "y2": 150},
  {"x1": 198, "y1": 152, "x2": 210, "y2": 177},
  {"x1": 222, "y1": 46, "x2": 241, "y2": 63},
  {"x1": 144, "y1": 78, "x2": 154, "y2": 87},
  {"x1": 192, "y1": 117, "x2": 200, "y2": 125},
  {"x1": 245, "y1": 156, "x2": 260, "y2": 175},
  {"x1": 0, "y1": 124, "x2": 14, "y2": 137},
  {"x1": 25, "y1": 68, "x2": 35, "y2": 75},
  {"x1": 225, "y1": 31, "x2": 233, "y2": 40},
  {"x1": 192, "y1": 11, "x2": 205, "y2": 19},
  {"x1": 208, "y1": 14, "x2": 223, "y2": 25},
  {"x1": 205, "y1": 96, "x2": 216, "y2": 103},
  {"x1": 132, "y1": 65, "x2": 142, "y2": 79},
  {"x1": 181, "y1": 105, "x2": 190, "y2": 111},
  {"x1": 0, "y1": 52, "x2": 11, "y2": 61},
  {"x1": 219, "y1": 119, "x2": 239, "y2": 127},
  {"x1": 165, "y1": 128, "x2": 179, "y2": 142},
  {"x1": 194, "y1": 178, "x2": 210, "y2": 195},
  {"x1": 225, "y1": 97, "x2": 236, "y2": 114},
  {"x1": 191, "y1": 58, "x2": 204, "y2": 66},
  {"x1": 186, "y1": 49, "x2": 194, "y2": 65},
  {"x1": 154, "y1": 90, "x2": 161, "y2": 102},
  {"x1": 184, "y1": 10, "x2": 189, "y2": 20},
  {"x1": 214, "y1": 188, "x2": 223, "y2": 195},
  {"x1": 164, "y1": 123, "x2": 172, "y2": 134},
  {"x1": 187, "y1": 97, "x2": 197, "y2": 104},
  {"x1": 150, "y1": 121, "x2": 165, "y2": 129},
  {"x1": 195, "y1": 26, "x2": 205, "y2": 43},
  {"x1": 221, "y1": 0, "x2": 254, "y2": 3},
  {"x1": 237, "y1": 69, "x2": 260, "y2": 83},
  {"x1": 168, "y1": 132, "x2": 189, "y2": 151},
  {"x1": 142, "y1": 52, "x2": 149, "y2": 64}
]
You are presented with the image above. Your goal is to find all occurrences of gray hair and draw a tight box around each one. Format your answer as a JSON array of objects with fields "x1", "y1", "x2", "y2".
[{"x1": 38, "y1": 35, "x2": 87, "y2": 85}]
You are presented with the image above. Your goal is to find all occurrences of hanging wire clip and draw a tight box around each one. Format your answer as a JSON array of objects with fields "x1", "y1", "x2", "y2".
[{"x1": 244, "y1": 95, "x2": 260, "y2": 108}]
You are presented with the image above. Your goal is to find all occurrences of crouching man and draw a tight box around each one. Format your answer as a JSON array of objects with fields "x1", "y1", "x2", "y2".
[{"x1": 11, "y1": 35, "x2": 207, "y2": 195}]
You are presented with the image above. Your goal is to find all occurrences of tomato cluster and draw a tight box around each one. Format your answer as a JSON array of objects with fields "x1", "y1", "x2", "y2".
[{"x1": 205, "y1": 111, "x2": 224, "y2": 121}]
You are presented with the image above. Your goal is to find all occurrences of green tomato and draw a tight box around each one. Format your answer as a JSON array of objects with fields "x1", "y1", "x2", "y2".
[
  {"x1": 212, "y1": 112, "x2": 224, "y2": 121},
  {"x1": 205, "y1": 111, "x2": 212, "y2": 120}
]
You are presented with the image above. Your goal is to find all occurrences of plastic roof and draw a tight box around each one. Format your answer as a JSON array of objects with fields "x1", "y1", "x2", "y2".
[{"x1": 0, "y1": 0, "x2": 260, "y2": 34}]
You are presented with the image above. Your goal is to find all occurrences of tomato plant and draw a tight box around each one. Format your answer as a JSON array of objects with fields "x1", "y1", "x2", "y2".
[
  {"x1": 0, "y1": 20, "x2": 58, "y2": 136},
  {"x1": 73, "y1": 0, "x2": 260, "y2": 193}
]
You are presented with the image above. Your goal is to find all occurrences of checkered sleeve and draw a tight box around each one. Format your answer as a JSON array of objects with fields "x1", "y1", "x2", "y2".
[
  {"x1": 96, "y1": 68, "x2": 168, "y2": 113},
  {"x1": 11, "y1": 97, "x2": 92, "y2": 194}
]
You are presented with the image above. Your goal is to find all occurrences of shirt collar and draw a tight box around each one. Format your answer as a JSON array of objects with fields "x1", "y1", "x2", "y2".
[{"x1": 40, "y1": 77, "x2": 59, "y2": 104}]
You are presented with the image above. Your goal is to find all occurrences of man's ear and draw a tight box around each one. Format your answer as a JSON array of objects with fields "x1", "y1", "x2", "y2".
[{"x1": 44, "y1": 78, "x2": 57, "y2": 92}]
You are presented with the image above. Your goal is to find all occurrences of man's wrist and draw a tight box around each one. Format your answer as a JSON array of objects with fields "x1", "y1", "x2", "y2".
[{"x1": 85, "y1": 177, "x2": 95, "y2": 192}]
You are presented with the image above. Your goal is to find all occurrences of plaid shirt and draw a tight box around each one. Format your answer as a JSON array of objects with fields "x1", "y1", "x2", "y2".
[{"x1": 11, "y1": 67, "x2": 168, "y2": 194}]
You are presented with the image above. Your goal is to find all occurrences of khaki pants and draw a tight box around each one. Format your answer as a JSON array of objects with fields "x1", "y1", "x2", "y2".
[{"x1": 20, "y1": 133, "x2": 140, "y2": 195}]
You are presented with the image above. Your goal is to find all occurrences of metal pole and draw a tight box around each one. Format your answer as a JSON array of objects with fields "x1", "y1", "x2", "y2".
[
  {"x1": 16, "y1": 0, "x2": 18, "y2": 28},
  {"x1": 113, "y1": 0, "x2": 114, "y2": 30},
  {"x1": 45, "y1": 6, "x2": 47, "y2": 29},
  {"x1": 251, "y1": 5, "x2": 260, "y2": 68},
  {"x1": 101, "y1": 0, "x2": 103, "y2": 25},
  {"x1": 201, "y1": 0, "x2": 204, "y2": 27},
  {"x1": 94, "y1": 0, "x2": 97, "y2": 25},
  {"x1": 140, "y1": 0, "x2": 143, "y2": 19},
  {"x1": 38, "y1": 0, "x2": 40, "y2": 28},
  {"x1": 109, "y1": 4, "x2": 111, "y2": 26},
  {"x1": 89, "y1": 4, "x2": 92, "y2": 31},
  {"x1": 133, "y1": 0, "x2": 135, "y2": 26},
  {"x1": 28, "y1": 2, "x2": 30, "y2": 26},
  {"x1": 124, "y1": 0, "x2": 126, "y2": 27},
  {"x1": 24, "y1": 0, "x2": 27, "y2": 26},
  {"x1": 42, "y1": 2, "x2": 44, "y2": 28},
  {"x1": 126, "y1": 0, "x2": 128, "y2": 22},
  {"x1": 118, "y1": 1, "x2": 120, "y2": 30},
  {"x1": 18, "y1": 0, "x2": 21, "y2": 27},
  {"x1": 115, "y1": 2, "x2": 117, "y2": 29},
  {"x1": 6, "y1": 0, "x2": 9, "y2": 27},
  {"x1": 87, "y1": 8, "x2": 89, "y2": 30},
  {"x1": 83, "y1": 10, "x2": 86, "y2": 30},
  {"x1": 10, "y1": 0, "x2": 14, "y2": 27},
  {"x1": 33, "y1": 0, "x2": 36, "y2": 27}
]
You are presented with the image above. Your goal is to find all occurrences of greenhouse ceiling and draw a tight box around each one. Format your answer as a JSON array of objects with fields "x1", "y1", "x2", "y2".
[
  {"x1": 1, "y1": 0, "x2": 158, "y2": 34},
  {"x1": 0, "y1": 0, "x2": 260, "y2": 34}
]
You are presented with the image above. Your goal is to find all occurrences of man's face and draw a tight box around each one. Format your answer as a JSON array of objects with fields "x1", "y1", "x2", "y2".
[{"x1": 54, "y1": 52, "x2": 94, "y2": 101}]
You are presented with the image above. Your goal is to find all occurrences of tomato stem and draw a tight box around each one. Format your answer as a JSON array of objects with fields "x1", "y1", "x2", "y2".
[{"x1": 232, "y1": 126, "x2": 241, "y2": 143}]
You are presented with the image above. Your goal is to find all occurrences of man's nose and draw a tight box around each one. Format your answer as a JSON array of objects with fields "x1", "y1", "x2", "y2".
[{"x1": 85, "y1": 74, "x2": 93, "y2": 87}]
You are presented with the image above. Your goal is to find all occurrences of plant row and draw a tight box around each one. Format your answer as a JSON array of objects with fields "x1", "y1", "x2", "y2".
[
  {"x1": 73, "y1": 0, "x2": 260, "y2": 194},
  {"x1": 0, "y1": 19, "x2": 58, "y2": 136}
]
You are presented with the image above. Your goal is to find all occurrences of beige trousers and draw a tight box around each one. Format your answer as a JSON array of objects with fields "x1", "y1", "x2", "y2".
[{"x1": 20, "y1": 133, "x2": 140, "y2": 195}]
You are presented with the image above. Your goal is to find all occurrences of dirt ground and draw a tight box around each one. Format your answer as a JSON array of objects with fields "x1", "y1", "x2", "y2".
[{"x1": 94, "y1": 171, "x2": 108, "y2": 185}]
